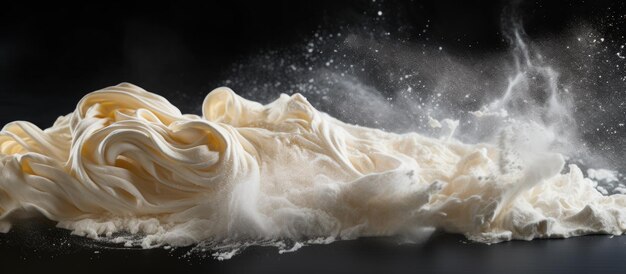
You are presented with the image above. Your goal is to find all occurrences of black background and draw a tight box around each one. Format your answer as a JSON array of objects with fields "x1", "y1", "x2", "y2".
[
  {"x1": 0, "y1": 0, "x2": 619, "y2": 126},
  {"x1": 2, "y1": 1, "x2": 626, "y2": 273}
]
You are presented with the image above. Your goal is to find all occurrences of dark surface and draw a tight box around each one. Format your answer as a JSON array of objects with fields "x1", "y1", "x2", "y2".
[
  {"x1": 1, "y1": 218, "x2": 625, "y2": 274},
  {"x1": 2, "y1": 1, "x2": 626, "y2": 274}
]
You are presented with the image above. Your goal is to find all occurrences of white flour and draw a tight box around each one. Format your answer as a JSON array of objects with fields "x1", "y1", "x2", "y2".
[{"x1": 1, "y1": 83, "x2": 625, "y2": 253}]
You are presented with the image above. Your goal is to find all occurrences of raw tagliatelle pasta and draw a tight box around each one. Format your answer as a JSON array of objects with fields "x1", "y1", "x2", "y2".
[{"x1": 1, "y1": 83, "x2": 625, "y2": 248}]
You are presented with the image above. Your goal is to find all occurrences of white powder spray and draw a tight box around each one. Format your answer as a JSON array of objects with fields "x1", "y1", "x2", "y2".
[
  {"x1": 0, "y1": 83, "x2": 625, "y2": 257},
  {"x1": 1, "y1": 7, "x2": 626, "y2": 257}
]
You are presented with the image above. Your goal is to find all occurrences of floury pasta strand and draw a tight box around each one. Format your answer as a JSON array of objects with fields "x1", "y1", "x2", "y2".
[{"x1": 0, "y1": 83, "x2": 625, "y2": 251}]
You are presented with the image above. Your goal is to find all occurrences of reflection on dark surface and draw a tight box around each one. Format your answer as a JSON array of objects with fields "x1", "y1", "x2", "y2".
[{"x1": 0, "y1": 217, "x2": 623, "y2": 274}]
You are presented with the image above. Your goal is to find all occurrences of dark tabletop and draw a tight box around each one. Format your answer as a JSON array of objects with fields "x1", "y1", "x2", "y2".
[{"x1": 1, "y1": 218, "x2": 625, "y2": 274}]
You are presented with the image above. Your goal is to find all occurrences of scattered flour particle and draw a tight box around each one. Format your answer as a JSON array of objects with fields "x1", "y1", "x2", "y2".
[
  {"x1": 587, "y1": 168, "x2": 619, "y2": 183},
  {"x1": 278, "y1": 242, "x2": 304, "y2": 254},
  {"x1": 614, "y1": 185, "x2": 626, "y2": 194},
  {"x1": 213, "y1": 249, "x2": 239, "y2": 261},
  {"x1": 596, "y1": 186, "x2": 609, "y2": 195},
  {"x1": 428, "y1": 116, "x2": 442, "y2": 128}
]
